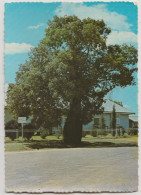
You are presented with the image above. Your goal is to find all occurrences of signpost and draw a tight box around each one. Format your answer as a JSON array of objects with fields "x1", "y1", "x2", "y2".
[{"x1": 18, "y1": 117, "x2": 26, "y2": 139}]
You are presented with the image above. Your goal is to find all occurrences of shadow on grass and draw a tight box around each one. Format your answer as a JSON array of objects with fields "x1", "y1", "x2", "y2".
[{"x1": 22, "y1": 140, "x2": 137, "y2": 150}]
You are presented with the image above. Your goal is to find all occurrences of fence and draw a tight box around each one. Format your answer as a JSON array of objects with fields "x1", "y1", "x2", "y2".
[
  {"x1": 5, "y1": 129, "x2": 36, "y2": 140},
  {"x1": 83, "y1": 128, "x2": 138, "y2": 137}
]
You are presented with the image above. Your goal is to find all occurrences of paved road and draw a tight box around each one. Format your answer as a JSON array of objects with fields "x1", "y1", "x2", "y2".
[{"x1": 5, "y1": 147, "x2": 138, "y2": 193}]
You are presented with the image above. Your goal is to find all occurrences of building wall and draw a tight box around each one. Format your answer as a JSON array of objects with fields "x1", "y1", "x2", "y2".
[
  {"x1": 103, "y1": 113, "x2": 111, "y2": 128},
  {"x1": 83, "y1": 113, "x2": 129, "y2": 131},
  {"x1": 118, "y1": 114, "x2": 129, "y2": 129}
]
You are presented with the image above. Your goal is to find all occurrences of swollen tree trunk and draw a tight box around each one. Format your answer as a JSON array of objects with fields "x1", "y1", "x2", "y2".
[{"x1": 63, "y1": 98, "x2": 82, "y2": 145}]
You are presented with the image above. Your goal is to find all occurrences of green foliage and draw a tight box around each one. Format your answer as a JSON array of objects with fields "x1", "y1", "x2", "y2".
[
  {"x1": 55, "y1": 126, "x2": 63, "y2": 139},
  {"x1": 99, "y1": 114, "x2": 106, "y2": 129},
  {"x1": 90, "y1": 130, "x2": 97, "y2": 137},
  {"x1": 82, "y1": 131, "x2": 88, "y2": 137},
  {"x1": 127, "y1": 128, "x2": 138, "y2": 135},
  {"x1": 24, "y1": 131, "x2": 34, "y2": 141},
  {"x1": 40, "y1": 130, "x2": 48, "y2": 139},
  {"x1": 6, "y1": 132, "x2": 17, "y2": 141},
  {"x1": 5, "y1": 120, "x2": 19, "y2": 130},
  {"x1": 24, "y1": 123, "x2": 36, "y2": 129},
  {"x1": 98, "y1": 130, "x2": 107, "y2": 136}
]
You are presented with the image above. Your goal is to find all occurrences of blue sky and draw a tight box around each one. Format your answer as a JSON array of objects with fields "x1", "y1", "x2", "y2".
[{"x1": 4, "y1": 2, "x2": 138, "y2": 114}]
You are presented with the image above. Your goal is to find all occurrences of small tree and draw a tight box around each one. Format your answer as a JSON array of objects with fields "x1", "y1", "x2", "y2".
[
  {"x1": 5, "y1": 120, "x2": 19, "y2": 130},
  {"x1": 99, "y1": 114, "x2": 106, "y2": 129},
  {"x1": 111, "y1": 105, "x2": 116, "y2": 136}
]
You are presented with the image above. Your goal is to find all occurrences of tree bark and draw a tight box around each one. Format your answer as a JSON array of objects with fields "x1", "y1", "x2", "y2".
[{"x1": 63, "y1": 98, "x2": 82, "y2": 145}]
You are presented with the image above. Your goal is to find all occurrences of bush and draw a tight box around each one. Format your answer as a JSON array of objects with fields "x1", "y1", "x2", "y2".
[
  {"x1": 123, "y1": 132, "x2": 130, "y2": 138},
  {"x1": 24, "y1": 124, "x2": 36, "y2": 129},
  {"x1": 55, "y1": 127, "x2": 63, "y2": 139},
  {"x1": 90, "y1": 130, "x2": 97, "y2": 137},
  {"x1": 40, "y1": 130, "x2": 48, "y2": 139},
  {"x1": 55, "y1": 131, "x2": 62, "y2": 139},
  {"x1": 24, "y1": 131, "x2": 34, "y2": 140},
  {"x1": 98, "y1": 130, "x2": 107, "y2": 136},
  {"x1": 6, "y1": 132, "x2": 17, "y2": 141},
  {"x1": 127, "y1": 128, "x2": 138, "y2": 135},
  {"x1": 82, "y1": 131, "x2": 87, "y2": 137},
  {"x1": 5, "y1": 120, "x2": 19, "y2": 130},
  {"x1": 55, "y1": 132, "x2": 62, "y2": 139}
]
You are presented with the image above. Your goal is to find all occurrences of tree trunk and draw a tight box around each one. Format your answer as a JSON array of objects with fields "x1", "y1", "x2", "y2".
[{"x1": 63, "y1": 98, "x2": 82, "y2": 145}]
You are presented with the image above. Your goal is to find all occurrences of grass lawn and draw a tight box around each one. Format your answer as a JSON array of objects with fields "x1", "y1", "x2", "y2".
[{"x1": 5, "y1": 134, "x2": 138, "y2": 152}]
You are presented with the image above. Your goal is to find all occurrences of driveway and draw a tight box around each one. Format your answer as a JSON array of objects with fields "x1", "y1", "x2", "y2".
[{"x1": 5, "y1": 147, "x2": 138, "y2": 193}]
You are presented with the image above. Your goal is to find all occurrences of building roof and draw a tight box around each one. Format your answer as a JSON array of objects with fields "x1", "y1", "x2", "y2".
[
  {"x1": 129, "y1": 116, "x2": 138, "y2": 122},
  {"x1": 102, "y1": 99, "x2": 135, "y2": 114}
]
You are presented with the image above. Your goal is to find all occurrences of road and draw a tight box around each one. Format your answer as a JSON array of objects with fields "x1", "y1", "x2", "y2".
[{"x1": 5, "y1": 147, "x2": 138, "y2": 193}]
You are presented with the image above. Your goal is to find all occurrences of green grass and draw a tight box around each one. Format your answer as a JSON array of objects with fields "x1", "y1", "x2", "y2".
[{"x1": 5, "y1": 134, "x2": 138, "y2": 152}]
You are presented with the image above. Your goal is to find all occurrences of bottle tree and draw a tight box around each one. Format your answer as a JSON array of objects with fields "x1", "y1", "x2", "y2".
[{"x1": 7, "y1": 16, "x2": 137, "y2": 144}]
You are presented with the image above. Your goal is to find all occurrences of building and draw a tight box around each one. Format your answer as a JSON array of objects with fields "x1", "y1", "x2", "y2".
[
  {"x1": 83, "y1": 99, "x2": 135, "y2": 131},
  {"x1": 129, "y1": 116, "x2": 138, "y2": 128}
]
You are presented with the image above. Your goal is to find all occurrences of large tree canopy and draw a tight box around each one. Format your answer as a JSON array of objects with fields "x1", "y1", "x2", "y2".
[{"x1": 7, "y1": 16, "x2": 137, "y2": 144}]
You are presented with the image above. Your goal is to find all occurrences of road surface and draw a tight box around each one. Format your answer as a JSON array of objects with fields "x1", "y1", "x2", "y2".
[{"x1": 5, "y1": 147, "x2": 138, "y2": 193}]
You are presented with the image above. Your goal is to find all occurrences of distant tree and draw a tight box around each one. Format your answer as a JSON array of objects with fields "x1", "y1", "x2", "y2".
[
  {"x1": 5, "y1": 119, "x2": 19, "y2": 130},
  {"x1": 111, "y1": 105, "x2": 116, "y2": 136},
  {"x1": 7, "y1": 16, "x2": 137, "y2": 144},
  {"x1": 99, "y1": 114, "x2": 106, "y2": 129}
]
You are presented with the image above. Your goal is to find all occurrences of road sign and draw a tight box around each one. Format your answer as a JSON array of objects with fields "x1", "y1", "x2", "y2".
[{"x1": 18, "y1": 117, "x2": 26, "y2": 124}]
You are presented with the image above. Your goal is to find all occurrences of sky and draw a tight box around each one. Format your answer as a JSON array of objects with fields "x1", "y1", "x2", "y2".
[{"x1": 4, "y1": 2, "x2": 138, "y2": 114}]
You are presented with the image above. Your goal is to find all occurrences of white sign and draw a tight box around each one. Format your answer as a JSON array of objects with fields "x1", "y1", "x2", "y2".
[{"x1": 18, "y1": 117, "x2": 26, "y2": 124}]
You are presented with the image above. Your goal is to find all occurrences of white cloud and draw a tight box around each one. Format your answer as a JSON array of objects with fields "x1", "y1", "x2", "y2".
[
  {"x1": 107, "y1": 31, "x2": 137, "y2": 45},
  {"x1": 55, "y1": 3, "x2": 131, "y2": 31},
  {"x1": 28, "y1": 23, "x2": 45, "y2": 29},
  {"x1": 5, "y1": 43, "x2": 34, "y2": 55}
]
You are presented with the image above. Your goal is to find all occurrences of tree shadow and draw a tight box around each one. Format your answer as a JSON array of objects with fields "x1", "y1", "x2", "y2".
[{"x1": 25, "y1": 140, "x2": 137, "y2": 150}]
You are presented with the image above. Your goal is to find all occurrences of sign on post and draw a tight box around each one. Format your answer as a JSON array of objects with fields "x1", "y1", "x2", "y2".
[
  {"x1": 18, "y1": 117, "x2": 26, "y2": 139},
  {"x1": 18, "y1": 117, "x2": 26, "y2": 124}
]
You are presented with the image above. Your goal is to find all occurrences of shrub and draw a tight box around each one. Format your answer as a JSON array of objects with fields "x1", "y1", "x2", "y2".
[
  {"x1": 24, "y1": 131, "x2": 34, "y2": 140},
  {"x1": 123, "y1": 132, "x2": 130, "y2": 138},
  {"x1": 55, "y1": 132, "x2": 62, "y2": 139},
  {"x1": 82, "y1": 131, "x2": 87, "y2": 137},
  {"x1": 40, "y1": 130, "x2": 48, "y2": 139},
  {"x1": 55, "y1": 127, "x2": 63, "y2": 139},
  {"x1": 98, "y1": 130, "x2": 107, "y2": 136},
  {"x1": 6, "y1": 132, "x2": 17, "y2": 141},
  {"x1": 90, "y1": 130, "x2": 97, "y2": 137},
  {"x1": 24, "y1": 124, "x2": 36, "y2": 129},
  {"x1": 106, "y1": 133, "x2": 113, "y2": 138},
  {"x1": 5, "y1": 120, "x2": 19, "y2": 130},
  {"x1": 127, "y1": 128, "x2": 138, "y2": 135}
]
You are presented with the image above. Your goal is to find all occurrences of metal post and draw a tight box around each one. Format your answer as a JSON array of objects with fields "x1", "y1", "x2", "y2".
[
  {"x1": 22, "y1": 123, "x2": 23, "y2": 139},
  {"x1": 116, "y1": 128, "x2": 117, "y2": 136},
  {"x1": 16, "y1": 131, "x2": 18, "y2": 139}
]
